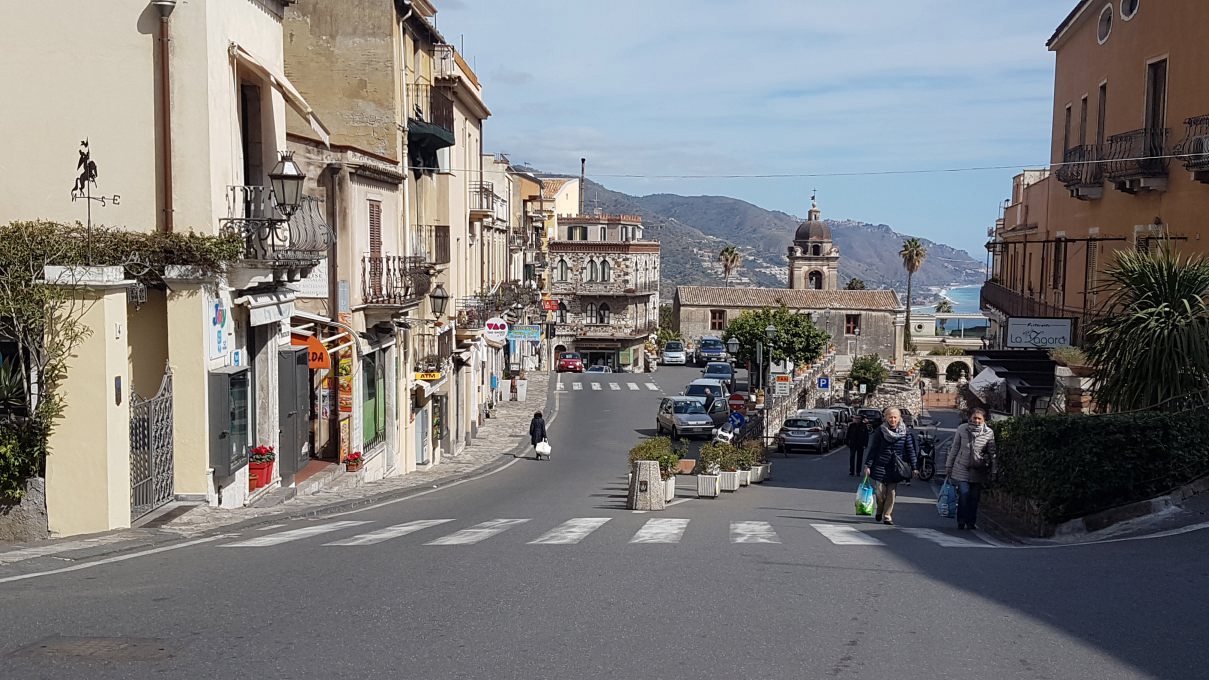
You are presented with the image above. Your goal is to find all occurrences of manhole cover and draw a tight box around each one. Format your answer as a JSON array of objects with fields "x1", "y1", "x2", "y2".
[{"x1": 7, "y1": 636, "x2": 172, "y2": 661}]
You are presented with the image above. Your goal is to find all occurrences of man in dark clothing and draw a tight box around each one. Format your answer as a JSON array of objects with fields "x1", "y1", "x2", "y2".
[
  {"x1": 529, "y1": 411, "x2": 548, "y2": 460},
  {"x1": 846, "y1": 415, "x2": 870, "y2": 476},
  {"x1": 702, "y1": 388, "x2": 716, "y2": 415}
]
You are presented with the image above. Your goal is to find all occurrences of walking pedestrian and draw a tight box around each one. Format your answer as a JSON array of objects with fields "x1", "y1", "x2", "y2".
[
  {"x1": 863, "y1": 407, "x2": 918, "y2": 525},
  {"x1": 845, "y1": 414, "x2": 869, "y2": 476},
  {"x1": 529, "y1": 410, "x2": 548, "y2": 460},
  {"x1": 945, "y1": 407, "x2": 997, "y2": 530}
]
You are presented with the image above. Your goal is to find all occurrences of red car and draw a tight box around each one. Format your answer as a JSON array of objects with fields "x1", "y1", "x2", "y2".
[{"x1": 556, "y1": 351, "x2": 584, "y2": 372}]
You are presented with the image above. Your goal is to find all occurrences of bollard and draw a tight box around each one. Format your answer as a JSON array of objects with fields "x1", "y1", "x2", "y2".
[{"x1": 627, "y1": 460, "x2": 665, "y2": 511}]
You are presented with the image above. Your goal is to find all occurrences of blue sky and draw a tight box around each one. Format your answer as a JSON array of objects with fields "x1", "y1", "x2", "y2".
[{"x1": 434, "y1": 1, "x2": 1075, "y2": 260}]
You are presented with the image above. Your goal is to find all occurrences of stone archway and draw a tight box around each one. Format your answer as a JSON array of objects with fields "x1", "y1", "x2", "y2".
[{"x1": 913, "y1": 356, "x2": 972, "y2": 387}]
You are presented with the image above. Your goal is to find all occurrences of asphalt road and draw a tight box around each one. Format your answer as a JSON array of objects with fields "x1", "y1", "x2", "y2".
[{"x1": 1, "y1": 364, "x2": 1207, "y2": 679}]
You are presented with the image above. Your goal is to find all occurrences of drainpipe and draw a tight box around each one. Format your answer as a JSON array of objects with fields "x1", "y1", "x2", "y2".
[{"x1": 153, "y1": 0, "x2": 176, "y2": 233}]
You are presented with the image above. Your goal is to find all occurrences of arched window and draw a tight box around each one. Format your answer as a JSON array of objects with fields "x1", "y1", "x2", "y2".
[
  {"x1": 585, "y1": 302, "x2": 597, "y2": 322},
  {"x1": 598, "y1": 303, "x2": 611, "y2": 324},
  {"x1": 812, "y1": 244, "x2": 821, "y2": 256},
  {"x1": 600, "y1": 260, "x2": 611, "y2": 282},
  {"x1": 557, "y1": 259, "x2": 569, "y2": 282},
  {"x1": 599, "y1": 226, "x2": 607, "y2": 241},
  {"x1": 557, "y1": 302, "x2": 568, "y2": 323},
  {"x1": 587, "y1": 260, "x2": 598, "y2": 282},
  {"x1": 809, "y1": 271, "x2": 823, "y2": 289}
]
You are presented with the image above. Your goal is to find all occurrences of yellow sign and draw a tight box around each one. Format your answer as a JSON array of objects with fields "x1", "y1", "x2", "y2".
[{"x1": 415, "y1": 372, "x2": 441, "y2": 381}]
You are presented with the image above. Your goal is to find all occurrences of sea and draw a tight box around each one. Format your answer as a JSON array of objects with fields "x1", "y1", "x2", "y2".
[{"x1": 940, "y1": 285, "x2": 982, "y2": 315}]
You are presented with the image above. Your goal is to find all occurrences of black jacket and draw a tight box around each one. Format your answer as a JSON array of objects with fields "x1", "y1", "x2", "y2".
[
  {"x1": 845, "y1": 421, "x2": 869, "y2": 452},
  {"x1": 529, "y1": 417, "x2": 547, "y2": 446},
  {"x1": 863, "y1": 427, "x2": 918, "y2": 483}
]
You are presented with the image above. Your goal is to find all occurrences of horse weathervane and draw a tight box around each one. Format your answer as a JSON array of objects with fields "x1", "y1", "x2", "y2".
[{"x1": 70, "y1": 139, "x2": 120, "y2": 263}]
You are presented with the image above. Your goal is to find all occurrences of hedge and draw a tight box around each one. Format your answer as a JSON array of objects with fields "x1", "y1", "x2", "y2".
[
  {"x1": 991, "y1": 409, "x2": 1209, "y2": 524},
  {"x1": 0, "y1": 418, "x2": 49, "y2": 501}
]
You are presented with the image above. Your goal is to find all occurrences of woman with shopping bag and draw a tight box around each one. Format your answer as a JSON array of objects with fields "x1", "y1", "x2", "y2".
[
  {"x1": 529, "y1": 410, "x2": 550, "y2": 460},
  {"x1": 863, "y1": 407, "x2": 918, "y2": 526},
  {"x1": 945, "y1": 408, "x2": 997, "y2": 530}
]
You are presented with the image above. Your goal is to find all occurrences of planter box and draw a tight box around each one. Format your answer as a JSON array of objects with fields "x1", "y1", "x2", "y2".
[
  {"x1": 664, "y1": 477, "x2": 676, "y2": 502},
  {"x1": 738, "y1": 470, "x2": 751, "y2": 486},
  {"x1": 697, "y1": 474, "x2": 720, "y2": 498},
  {"x1": 719, "y1": 470, "x2": 740, "y2": 492},
  {"x1": 756, "y1": 463, "x2": 770, "y2": 482}
]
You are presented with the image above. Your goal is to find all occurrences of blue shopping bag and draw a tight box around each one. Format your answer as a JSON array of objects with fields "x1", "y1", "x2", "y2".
[
  {"x1": 855, "y1": 476, "x2": 875, "y2": 516},
  {"x1": 937, "y1": 477, "x2": 959, "y2": 518}
]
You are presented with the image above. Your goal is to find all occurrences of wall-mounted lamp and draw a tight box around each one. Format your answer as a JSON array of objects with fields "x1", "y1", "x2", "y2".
[
  {"x1": 269, "y1": 151, "x2": 305, "y2": 220},
  {"x1": 429, "y1": 283, "x2": 450, "y2": 319}
]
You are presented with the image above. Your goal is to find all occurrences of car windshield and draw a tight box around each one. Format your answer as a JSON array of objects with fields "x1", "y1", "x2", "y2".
[
  {"x1": 684, "y1": 385, "x2": 719, "y2": 397},
  {"x1": 664, "y1": 342, "x2": 683, "y2": 351},
  {"x1": 701, "y1": 339, "x2": 724, "y2": 350},
  {"x1": 784, "y1": 419, "x2": 820, "y2": 429},
  {"x1": 560, "y1": 353, "x2": 580, "y2": 360},
  {"x1": 673, "y1": 401, "x2": 707, "y2": 414},
  {"x1": 704, "y1": 364, "x2": 731, "y2": 374}
]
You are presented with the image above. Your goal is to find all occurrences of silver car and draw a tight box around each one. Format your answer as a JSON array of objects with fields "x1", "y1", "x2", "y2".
[
  {"x1": 656, "y1": 396, "x2": 715, "y2": 440},
  {"x1": 776, "y1": 417, "x2": 827, "y2": 454}
]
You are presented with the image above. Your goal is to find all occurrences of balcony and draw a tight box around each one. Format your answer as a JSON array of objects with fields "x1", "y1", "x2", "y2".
[
  {"x1": 1056, "y1": 145, "x2": 1103, "y2": 200},
  {"x1": 470, "y1": 181, "x2": 494, "y2": 219},
  {"x1": 361, "y1": 255, "x2": 431, "y2": 307},
  {"x1": 407, "y1": 84, "x2": 455, "y2": 172},
  {"x1": 1105, "y1": 127, "x2": 1169, "y2": 193},
  {"x1": 412, "y1": 224, "x2": 450, "y2": 265},
  {"x1": 1175, "y1": 114, "x2": 1209, "y2": 182},
  {"x1": 221, "y1": 189, "x2": 331, "y2": 282}
]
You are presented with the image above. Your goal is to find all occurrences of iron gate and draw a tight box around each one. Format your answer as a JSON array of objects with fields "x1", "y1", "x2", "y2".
[{"x1": 131, "y1": 365, "x2": 174, "y2": 520}]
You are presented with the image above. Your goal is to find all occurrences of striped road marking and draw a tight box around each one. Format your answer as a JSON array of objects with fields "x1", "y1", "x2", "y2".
[
  {"x1": 901, "y1": 528, "x2": 995, "y2": 548},
  {"x1": 572, "y1": 382, "x2": 583, "y2": 390},
  {"x1": 323, "y1": 519, "x2": 455, "y2": 546},
  {"x1": 630, "y1": 518, "x2": 690, "y2": 544},
  {"x1": 645, "y1": 383, "x2": 660, "y2": 391},
  {"x1": 221, "y1": 521, "x2": 371, "y2": 547},
  {"x1": 731, "y1": 521, "x2": 781, "y2": 543},
  {"x1": 609, "y1": 382, "x2": 621, "y2": 390},
  {"x1": 591, "y1": 382, "x2": 602, "y2": 391},
  {"x1": 424, "y1": 519, "x2": 530, "y2": 545},
  {"x1": 627, "y1": 382, "x2": 640, "y2": 390},
  {"x1": 528, "y1": 518, "x2": 612, "y2": 545},
  {"x1": 811, "y1": 523, "x2": 885, "y2": 546}
]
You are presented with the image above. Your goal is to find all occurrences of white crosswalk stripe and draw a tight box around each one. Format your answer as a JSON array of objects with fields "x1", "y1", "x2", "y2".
[
  {"x1": 323, "y1": 519, "x2": 454, "y2": 546},
  {"x1": 424, "y1": 519, "x2": 530, "y2": 545},
  {"x1": 900, "y1": 528, "x2": 995, "y2": 548},
  {"x1": 627, "y1": 382, "x2": 639, "y2": 391},
  {"x1": 591, "y1": 382, "x2": 602, "y2": 391},
  {"x1": 811, "y1": 523, "x2": 885, "y2": 546},
  {"x1": 645, "y1": 383, "x2": 660, "y2": 391},
  {"x1": 609, "y1": 382, "x2": 621, "y2": 390},
  {"x1": 630, "y1": 518, "x2": 690, "y2": 543},
  {"x1": 572, "y1": 382, "x2": 583, "y2": 390},
  {"x1": 528, "y1": 518, "x2": 612, "y2": 545},
  {"x1": 731, "y1": 521, "x2": 780, "y2": 543},
  {"x1": 221, "y1": 521, "x2": 372, "y2": 547}
]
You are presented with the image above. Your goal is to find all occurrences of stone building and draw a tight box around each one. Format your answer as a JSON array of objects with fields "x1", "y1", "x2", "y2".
[{"x1": 548, "y1": 214, "x2": 660, "y2": 371}]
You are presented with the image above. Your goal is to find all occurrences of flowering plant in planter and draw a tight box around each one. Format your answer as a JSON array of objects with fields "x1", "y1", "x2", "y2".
[
  {"x1": 249, "y1": 445, "x2": 276, "y2": 463},
  {"x1": 345, "y1": 451, "x2": 363, "y2": 465}
]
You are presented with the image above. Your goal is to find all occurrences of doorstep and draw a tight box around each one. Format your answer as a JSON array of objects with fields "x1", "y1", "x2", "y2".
[{"x1": 295, "y1": 460, "x2": 343, "y2": 496}]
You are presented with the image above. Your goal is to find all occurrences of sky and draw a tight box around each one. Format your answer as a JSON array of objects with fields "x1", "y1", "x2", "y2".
[{"x1": 433, "y1": 1, "x2": 1076, "y2": 260}]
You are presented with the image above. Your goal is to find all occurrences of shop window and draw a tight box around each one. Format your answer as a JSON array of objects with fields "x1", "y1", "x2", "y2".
[{"x1": 362, "y1": 351, "x2": 386, "y2": 449}]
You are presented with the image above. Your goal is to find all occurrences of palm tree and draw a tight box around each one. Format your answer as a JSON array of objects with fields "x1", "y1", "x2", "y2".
[
  {"x1": 935, "y1": 299, "x2": 953, "y2": 336},
  {"x1": 1084, "y1": 247, "x2": 1209, "y2": 412},
  {"x1": 717, "y1": 245, "x2": 742, "y2": 287},
  {"x1": 899, "y1": 238, "x2": 928, "y2": 350}
]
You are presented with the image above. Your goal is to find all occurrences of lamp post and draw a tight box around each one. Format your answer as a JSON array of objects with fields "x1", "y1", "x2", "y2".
[
  {"x1": 764, "y1": 323, "x2": 777, "y2": 401},
  {"x1": 726, "y1": 336, "x2": 740, "y2": 390}
]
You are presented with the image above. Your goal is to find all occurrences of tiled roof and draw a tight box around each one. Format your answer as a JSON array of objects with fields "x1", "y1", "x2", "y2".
[
  {"x1": 541, "y1": 178, "x2": 576, "y2": 200},
  {"x1": 675, "y1": 286, "x2": 902, "y2": 311}
]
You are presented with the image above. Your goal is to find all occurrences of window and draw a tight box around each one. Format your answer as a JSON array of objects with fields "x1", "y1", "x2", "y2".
[
  {"x1": 568, "y1": 226, "x2": 587, "y2": 240},
  {"x1": 1121, "y1": 0, "x2": 1139, "y2": 20},
  {"x1": 808, "y1": 271, "x2": 823, "y2": 289},
  {"x1": 845, "y1": 314, "x2": 861, "y2": 335},
  {"x1": 600, "y1": 260, "x2": 611, "y2": 282},
  {"x1": 1079, "y1": 96, "x2": 1088, "y2": 147},
  {"x1": 362, "y1": 350, "x2": 386, "y2": 448},
  {"x1": 557, "y1": 302, "x2": 567, "y2": 323},
  {"x1": 1145, "y1": 59, "x2": 1168, "y2": 130},
  {"x1": 585, "y1": 303, "x2": 597, "y2": 322},
  {"x1": 557, "y1": 259, "x2": 569, "y2": 282},
  {"x1": 1051, "y1": 240, "x2": 1066, "y2": 290},
  {"x1": 1097, "y1": 4, "x2": 1112, "y2": 43},
  {"x1": 1097, "y1": 83, "x2": 1108, "y2": 146},
  {"x1": 599, "y1": 226, "x2": 607, "y2": 241},
  {"x1": 710, "y1": 309, "x2": 726, "y2": 331},
  {"x1": 598, "y1": 303, "x2": 611, "y2": 325},
  {"x1": 1063, "y1": 104, "x2": 1073, "y2": 151},
  {"x1": 368, "y1": 200, "x2": 383, "y2": 297},
  {"x1": 812, "y1": 244, "x2": 821, "y2": 256},
  {"x1": 587, "y1": 260, "x2": 598, "y2": 282}
]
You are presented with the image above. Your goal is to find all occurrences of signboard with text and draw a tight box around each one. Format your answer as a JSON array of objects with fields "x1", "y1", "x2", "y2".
[
  {"x1": 774, "y1": 373, "x2": 791, "y2": 396},
  {"x1": 1006, "y1": 317, "x2": 1073, "y2": 349},
  {"x1": 543, "y1": 299, "x2": 560, "y2": 311}
]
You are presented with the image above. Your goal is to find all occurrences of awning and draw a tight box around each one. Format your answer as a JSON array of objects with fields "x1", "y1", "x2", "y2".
[
  {"x1": 414, "y1": 374, "x2": 448, "y2": 399},
  {"x1": 292, "y1": 310, "x2": 364, "y2": 355},
  {"x1": 234, "y1": 289, "x2": 295, "y2": 327},
  {"x1": 230, "y1": 42, "x2": 331, "y2": 148}
]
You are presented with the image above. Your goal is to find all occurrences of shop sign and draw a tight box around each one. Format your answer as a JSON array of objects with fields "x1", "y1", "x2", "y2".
[
  {"x1": 415, "y1": 372, "x2": 442, "y2": 381},
  {"x1": 507, "y1": 325, "x2": 541, "y2": 340},
  {"x1": 543, "y1": 299, "x2": 559, "y2": 311},
  {"x1": 484, "y1": 317, "x2": 508, "y2": 344},
  {"x1": 1006, "y1": 317, "x2": 1072, "y2": 348}
]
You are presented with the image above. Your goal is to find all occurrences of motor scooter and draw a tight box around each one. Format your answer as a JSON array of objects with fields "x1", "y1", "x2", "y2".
[
  {"x1": 916, "y1": 425, "x2": 939, "y2": 481},
  {"x1": 712, "y1": 423, "x2": 735, "y2": 444}
]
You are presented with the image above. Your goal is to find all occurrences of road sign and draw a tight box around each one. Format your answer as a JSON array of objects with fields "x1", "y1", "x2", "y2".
[
  {"x1": 774, "y1": 373, "x2": 791, "y2": 396},
  {"x1": 728, "y1": 411, "x2": 746, "y2": 429},
  {"x1": 728, "y1": 393, "x2": 747, "y2": 412},
  {"x1": 818, "y1": 377, "x2": 830, "y2": 390}
]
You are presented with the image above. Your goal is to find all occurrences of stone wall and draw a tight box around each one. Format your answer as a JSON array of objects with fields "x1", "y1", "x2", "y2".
[{"x1": 0, "y1": 477, "x2": 50, "y2": 543}]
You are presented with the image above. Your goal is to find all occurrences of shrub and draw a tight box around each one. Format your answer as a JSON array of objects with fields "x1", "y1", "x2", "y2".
[
  {"x1": 696, "y1": 442, "x2": 726, "y2": 475},
  {"x1": 0, "y1": 418, "x2": 50, "y2": 500},
  {"x1": 628, "y1": 436, "x2": 684, "y2": 481},
  {"x1": 1048, "y1": 345, "x2": 1089, "y2": 366}
]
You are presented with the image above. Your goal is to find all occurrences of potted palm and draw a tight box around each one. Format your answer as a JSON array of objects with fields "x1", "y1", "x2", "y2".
[{"x1": 695, "y1": 442, "x2": 723, "y2": 498}]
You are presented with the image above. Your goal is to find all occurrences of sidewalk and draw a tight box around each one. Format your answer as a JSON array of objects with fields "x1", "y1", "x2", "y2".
[{"x1": 0, "y1": 371, "x2": 554, "y2": 569}]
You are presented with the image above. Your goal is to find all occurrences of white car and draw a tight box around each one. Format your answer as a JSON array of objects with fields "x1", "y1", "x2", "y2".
[{"x1": 661, "y1": 341, "x2": 687, "y2": 365}]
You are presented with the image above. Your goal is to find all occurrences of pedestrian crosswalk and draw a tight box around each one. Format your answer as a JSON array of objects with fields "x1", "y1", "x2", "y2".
[
  {"x1": 219, "y1": 517, "x2": 998, "y2": 550},
  {"x1": 557, "y1": 380, "x2": 661, "y2": 392}
]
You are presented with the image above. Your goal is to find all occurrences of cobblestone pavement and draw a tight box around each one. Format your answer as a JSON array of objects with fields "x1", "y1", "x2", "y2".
[{"x1": 0, "y1": 371, "x2": 555, "y2": 564}]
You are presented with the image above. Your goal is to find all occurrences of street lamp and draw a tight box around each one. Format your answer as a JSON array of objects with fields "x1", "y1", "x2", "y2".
[
  {"x1": 764, "y1": 323, "x2": 777, "y2": 399},
  {"x1": 429, "y1": 283, "x2": 449, "y2": 319},
  {"x1": 268, "y1": 151, "x2": 306, "y2": 220}
]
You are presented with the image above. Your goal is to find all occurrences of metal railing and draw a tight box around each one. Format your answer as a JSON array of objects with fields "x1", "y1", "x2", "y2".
[
  {"x1": 407, "y1": 84, "x2": 454, "y2": 131},
  {"x1": 470, "y1": 181, "x2": 494, "y2": 213},
  {"x1": 221, "y1": 190, "x2": 332, "y2": 264},
  {"x1": 1175, "y1": 114, "x2": 1209, "y2": 172},
  {"x1": 1057, "y1": 144, "x2": 1104, "y2": 188},
  {"x1": 361, "y1": 254, "x2": 431, "y2": 306},
  {"x1": 1105, "y1": 127, "x2": 1169, "y2": 180}
]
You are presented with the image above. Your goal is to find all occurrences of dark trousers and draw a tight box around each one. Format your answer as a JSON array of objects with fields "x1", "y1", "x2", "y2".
[
  {"x1": 849, "y1": 444, "x2": 864, "y2": 474},
  {"x1": 957, "y1": 481, "x2": 983, "y2": 527}
]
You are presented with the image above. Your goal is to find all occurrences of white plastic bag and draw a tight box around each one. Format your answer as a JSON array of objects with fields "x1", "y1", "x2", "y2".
[{"x1": 535, "y1": 440, "x2": 551, "y2": 456}]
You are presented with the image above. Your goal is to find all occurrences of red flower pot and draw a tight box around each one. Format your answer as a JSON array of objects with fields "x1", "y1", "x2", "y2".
[{"x1": 249, "y1": 461, "x2": 274, "y2": 488}]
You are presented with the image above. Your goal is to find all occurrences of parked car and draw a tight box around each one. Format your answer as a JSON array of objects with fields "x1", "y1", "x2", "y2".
[
  {"x1": 796, "y1": 408, "x2": 840, "y2": 446},
  {"x1": 700, "y1": 361, "x2": 736, "y2": 390},
  {"x1": 694, "y1": 336, "x2": 728, "y2": 366},
  {"x1": 556, "y1": 351, "x2": 584, "y2": 372},
  {"x1": 660, "y1": 340, "x2": 687, "y2": 366},
  {"x1": 656, "y1": 396, "x2": 715, "y2": 439},
  {"x1": 857, "y1": 407, "x2": 883, "y2": 429},
  {"x1": 585, "y1": 365, "x2": 613, "y2": 373},
  {"x1": 776, "y1": 416, "x2": 828, "y2": 454},
  {"x1": 899, "y1": 407, "x2": 917, "y2": 428},
  {"x1": 683, "y1": 378, "x2": 730, "y2": 401},
  {"x1": 825, "y1": 405, "x2": 851, "y2": 426},
  {"x1": 685, "y1": 395, "x2": 731, "y2": 426}
]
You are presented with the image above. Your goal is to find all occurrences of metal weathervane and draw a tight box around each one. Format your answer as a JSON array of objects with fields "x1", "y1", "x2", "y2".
[{"x1": 71, "y1": 139, "x2": 120, "y2": 263}]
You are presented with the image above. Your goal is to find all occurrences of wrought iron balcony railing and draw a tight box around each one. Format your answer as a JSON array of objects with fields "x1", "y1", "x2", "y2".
[
  {"x1": 221, "y1": 189, "x2": 332, "y2": 266},
  {"x1": 1175, "y1": 114, "x2": 1209, "y2": 173},
  {"x1": 362, "y1": 254, "x2": 431, "y2": 306},
  {"x1": 411, "y1": 224, "x2": 450, "y2": 265},
  {"x1": 470, "y1": 181, "x2": 494, "y2": 214},
  {"x1": 1105, "y1": 127, "x2": 1169, "y2": 181},
  {"x1": 1057, "y1": 144, "x2": 1104, "y2": 190}
]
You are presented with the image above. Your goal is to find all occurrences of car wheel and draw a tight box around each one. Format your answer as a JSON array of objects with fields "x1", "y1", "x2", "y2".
[{"x1": 671, "y1": 425, "x2": 679, "y2": 440}]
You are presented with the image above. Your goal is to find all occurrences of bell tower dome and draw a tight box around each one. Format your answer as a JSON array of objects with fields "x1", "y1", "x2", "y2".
[{"x1": 787, "y1": 197, "x2": 840, "y2": 290}]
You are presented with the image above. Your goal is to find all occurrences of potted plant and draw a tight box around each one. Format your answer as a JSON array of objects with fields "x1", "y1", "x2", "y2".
[
  {"x1": 734, "y1": 444, "x2": 756, "y2": 486},
  {"x1": 743, "y1": 439, "x2": 770, "y2": 482},
  {"x1": 628, "y1": 437, "x2": 684, "y2": 502},
  {"x1": 248, "y1": 445, "x2": 275, "y2": 488},
  {"x1": 345, "y1": 451, "x2": 364, "y2": 472},
  {"x1": 716, "y1": 443, "x2": 741, "y2": 492},
  {"x1": 1049, "y1": 345, "x2": 1094, "y2": 377},
  {"x1": 695, "y1": 442, "x2": 723, "y2": 498}
]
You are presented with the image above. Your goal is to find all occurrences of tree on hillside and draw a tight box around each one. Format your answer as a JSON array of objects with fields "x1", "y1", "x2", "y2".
[
  {"x1": 721, "y1": 303, "x2": 828, "y2": 387},
  {"x1": 717, "y1": 245, "x2": 742, "y2": 287},
  {"x1": 899, "y1": 238, "x2": 928, "y2": 350},
  {"x1": 1084, "y1": 247, "x2": 1209, "y2": 412},
  {"x1": 845, "y1": 278, "x2": 867, "y2": 290}
]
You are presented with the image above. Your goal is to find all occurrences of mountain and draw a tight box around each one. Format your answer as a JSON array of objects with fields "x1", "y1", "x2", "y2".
[{"x1": 558, "y1": 177, "x2": 985, "y2": 303}]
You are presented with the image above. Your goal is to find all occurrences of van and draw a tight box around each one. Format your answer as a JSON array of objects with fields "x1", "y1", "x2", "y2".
[{"x1": 796, "y1": 409, "x2": 840, "y2": 448}]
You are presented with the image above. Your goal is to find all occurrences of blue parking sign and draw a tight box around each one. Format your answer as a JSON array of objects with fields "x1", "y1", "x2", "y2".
[
  {"x1": 728, "y1": 412, "x2": 746, "y2": 429},
  {"x1": 817, "y1": 377, "x2": 830, "y2": 390}
]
